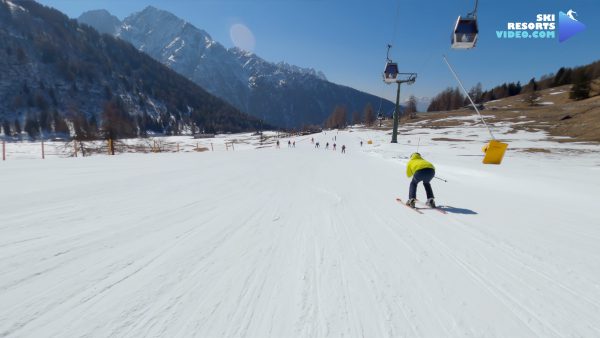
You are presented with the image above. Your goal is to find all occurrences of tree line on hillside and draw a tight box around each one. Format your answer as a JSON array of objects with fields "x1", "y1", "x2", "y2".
[
  {"x1": 323, "y1": 104, "x2": 378, "y2": 129},
  {"x1": 0, "y1": 0, "x2": 264, "y2": 140},
  {"x1": 427, "y1": 59, "x2": 600, "y2": 112},
  {"x1": 322, "y1": 95, "x2": 421, "y2": 129},
  {"x1": 0, "y1": 96, "x2": 229, "y2": 140}
]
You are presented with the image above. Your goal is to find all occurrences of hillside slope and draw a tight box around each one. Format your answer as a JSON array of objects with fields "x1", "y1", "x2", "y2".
[{"x1": 414, "y1": 85, "x2": 600, "y2": 143}]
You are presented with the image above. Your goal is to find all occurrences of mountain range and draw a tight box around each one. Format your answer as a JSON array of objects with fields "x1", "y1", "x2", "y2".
[
  {"x1": 79, "y1": 6, "x2": 394, "y2": 128},
  {"x1": 0, "y1": 0, "x2": 262, "y2": 139}
]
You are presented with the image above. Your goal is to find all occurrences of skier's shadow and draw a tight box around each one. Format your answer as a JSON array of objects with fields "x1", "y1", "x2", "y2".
[{"x1": 439, "y1": 206, "x2": 478, "y2": 215}]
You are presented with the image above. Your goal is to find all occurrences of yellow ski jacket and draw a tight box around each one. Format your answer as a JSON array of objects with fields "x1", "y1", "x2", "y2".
[{"x1": 406, "y1": 153, "x2": 435, "y2": 177}]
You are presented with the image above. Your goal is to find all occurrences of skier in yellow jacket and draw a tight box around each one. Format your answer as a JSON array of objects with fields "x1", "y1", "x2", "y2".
[{"x1": 406, "y1": 153, "x2": 436, "y2": 208}]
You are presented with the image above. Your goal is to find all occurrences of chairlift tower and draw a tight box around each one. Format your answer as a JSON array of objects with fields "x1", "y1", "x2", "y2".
[
  {"x1": 388, "y1": 73, "x2": 416, "y2": 143},
  {"x1": 382, "y1": 45, "x2": 416, "y2": 143}
]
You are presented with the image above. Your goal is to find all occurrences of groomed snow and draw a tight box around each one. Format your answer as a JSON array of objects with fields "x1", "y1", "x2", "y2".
[{"x1": 1, "y1": 126, "x2": 600, "y2": 337}]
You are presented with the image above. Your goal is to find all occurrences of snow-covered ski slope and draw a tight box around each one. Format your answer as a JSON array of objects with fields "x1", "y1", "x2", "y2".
[{"x1": 2, "y1": 121, "x2": 600, "y2": 337}]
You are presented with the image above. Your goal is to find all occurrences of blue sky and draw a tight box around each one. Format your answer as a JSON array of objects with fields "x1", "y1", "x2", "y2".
[{"x1": 36, "y1": 0, "x2": 600, "y2": 103}]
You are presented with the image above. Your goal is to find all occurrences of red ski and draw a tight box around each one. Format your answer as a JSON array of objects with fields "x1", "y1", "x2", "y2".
[
  {"x1": 396, "y1": 198, "x2": 423, "y2": 214},
  {"x1": 415, "y1": 200, "x2": 447, "y2": 214}
]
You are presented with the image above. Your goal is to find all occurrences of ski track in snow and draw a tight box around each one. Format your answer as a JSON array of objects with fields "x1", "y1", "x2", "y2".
[{"x1": 1, "y1": 128, "x2": 600, "y2": 337}]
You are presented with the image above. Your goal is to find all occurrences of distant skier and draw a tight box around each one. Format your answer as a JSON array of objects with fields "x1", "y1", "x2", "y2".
[
  {"x1": 293, "y1": 141, "x2": 296, "y2": 148},
  {"x1": 325, "y1": 142, "x2": 329, "y2": 150},
  {"x1": 311, "y1": 137, "x2": 314, "y2": 144},
  {"x1": 341, "y1": 145, "x2": 346, "y2": 153},
  {"x1": 276, "y1": 140, "x2": 280, "y2": 148},
  {"x1": 315, "y1": 142, "x2": 320, "y2": 148},
  {"x1": 405, "y1": 153, "x2": 436, "y2": 209},
  {"x1": 288, "y1": 140, "x2": 291, "y2": 148},
  {"x1": 360, "y1": 140, "x2": 363, "y2": 147},
  {"x1": 333, "y1": 143, "x2": 337, "y2": 151}
]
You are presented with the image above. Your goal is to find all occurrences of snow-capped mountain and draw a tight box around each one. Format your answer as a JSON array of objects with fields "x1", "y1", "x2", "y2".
[
  {"x1": 0, "y1": 0, "x2": 262, "y2": 139},
  {"x1": 79, "y1": 6, "x2": 394, "y2": 127}
]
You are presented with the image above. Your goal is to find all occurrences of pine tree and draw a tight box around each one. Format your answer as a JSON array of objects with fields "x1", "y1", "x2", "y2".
[
  {"x1": 552, "y1": 67, "x2": 573, "y2": 87},
  {"x1": 527, "y1": 78, "x2": 538, "y2": 92},
  {"x1": 14, "y1": 118, "x2": 22, "y2": 136},
  {"x1": 351, "y1": 111, "x2": 361, "y2": 125},
  {"x1": 53, "y1": 111, "x2": 69, "y2": 135},
  {"x1": 405, "y1": 95, "x2": 418, "y2": 119},
  {"x1": 364, "y1": 103, "x2": 375, "y2": 126},
  {"x1": 325, "y1": 105, "x2": 347, "y2": 129},
  {"x1": 469, "y1": 83, "x2": 483, "y2": 103},
  {"x1": 2, "y1": 120, "x2": 11, "y2": 136},
  {"x1": 525, "y1": 91, "x2": 540, "y2": 106},
  {"x1": 570, "y1": 70, "x2": 591, "y2": 100},
  {"x1": 24, "y1": 115, "x2": 40, "y2": 139}
]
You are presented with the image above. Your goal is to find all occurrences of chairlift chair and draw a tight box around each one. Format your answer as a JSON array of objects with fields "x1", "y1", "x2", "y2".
[
  {"x1": 451, "y1": 16, "x2": 478, "y2": 49},
  {"x1": 383, "y1": 62, "x2": 399, "y2": 83},
  {"x1": 382, "y1": 44, "x2": 399, "y2": 83}
]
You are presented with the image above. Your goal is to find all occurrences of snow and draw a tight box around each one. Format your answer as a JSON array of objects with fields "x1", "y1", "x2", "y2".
[
  {"x1": 538, "y1": 102, "x2": 555, "y2": 105},
  {"x1": 4, "y1": 0, "x2": 26, "y2": 13},
  {"x1": 165, "y1": 37, "x2": 180, "y2": 49},
  {"x1": 435, "y1": 114, "x2": 496, "y2": 122},
  {"x1": 1, "y1": 124, "x2": 600, "y2": 337},
  {"x1": 550, "y1": 91, "x2": 567, "y2": 95}
]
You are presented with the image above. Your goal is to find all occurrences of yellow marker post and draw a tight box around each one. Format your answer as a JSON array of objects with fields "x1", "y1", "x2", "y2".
[{"x1": 482, "y1": 140, "x2": 508, "y2": 165}]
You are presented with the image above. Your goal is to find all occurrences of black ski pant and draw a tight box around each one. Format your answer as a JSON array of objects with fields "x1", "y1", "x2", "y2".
[{"x1": 409, "y1": 168, "x2": 435, "y2": 200}]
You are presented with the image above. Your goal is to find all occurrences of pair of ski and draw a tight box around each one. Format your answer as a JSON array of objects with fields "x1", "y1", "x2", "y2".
[{"x1": 395, "y1": 198, "x2": 447, "y2": 214}]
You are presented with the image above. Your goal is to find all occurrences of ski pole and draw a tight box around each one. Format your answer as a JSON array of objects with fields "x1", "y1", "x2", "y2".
[{"x1": 434, "y1": 176, "x2": 448, "y2": 183}]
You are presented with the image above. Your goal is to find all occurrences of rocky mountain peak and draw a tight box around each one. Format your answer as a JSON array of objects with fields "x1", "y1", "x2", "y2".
[{"x1": 78, "y1": 6, "x2": 393, "y2": 127}]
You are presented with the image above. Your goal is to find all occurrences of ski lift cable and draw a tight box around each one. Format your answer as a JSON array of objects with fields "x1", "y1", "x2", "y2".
[
  {"x1": 379, "y1": 42, "x2": 395, "y2": 107},
  {"x1": 468, "y1": 0, "x2": 479, "y2": 18},
  {"x1": 416, "y1": 50, "x2": 435, "y2": 74},
  {"x1": 442, "y1": 55, "x2": 495, "y2": 140},
  {"x1": 391, "y1": 0, "x2": 402, "y2": 47},
  {"x1": 376, "y1": 92, "x2": 384, "y2": 114},
  {"x1": 411, "y1": 48, "x2": 440, "y2": 89}
]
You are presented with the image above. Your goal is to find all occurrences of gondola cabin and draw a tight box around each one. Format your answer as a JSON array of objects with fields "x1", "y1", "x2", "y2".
[
  {"x1": 383, "y1": 62, "x2": 399, "y2": 83},
  {"x1": 451, "y1": 16, "x2": 478, "y2": 49}
]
